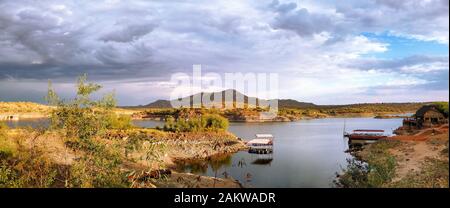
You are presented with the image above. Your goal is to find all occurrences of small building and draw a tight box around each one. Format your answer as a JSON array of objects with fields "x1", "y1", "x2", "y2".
[{"x1": 403, "y1": 105, "x2": 447, "y2": 129}]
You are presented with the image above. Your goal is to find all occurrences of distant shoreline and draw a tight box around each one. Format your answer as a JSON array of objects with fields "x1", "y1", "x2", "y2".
[
  {"x1": 1, "y1": 101, "x2": 422, "y2": 122},
  {"x1": 1, "y1": 110, "x2": 416, "y2": 122}
]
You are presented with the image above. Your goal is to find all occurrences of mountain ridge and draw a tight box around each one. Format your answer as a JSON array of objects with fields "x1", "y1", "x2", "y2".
[
  {"x1": 127, "y1": 89, "x2": 317, "y2": 109},
  {"x1": 121, "y1": 89, "x2": 433, "y2": 110}
]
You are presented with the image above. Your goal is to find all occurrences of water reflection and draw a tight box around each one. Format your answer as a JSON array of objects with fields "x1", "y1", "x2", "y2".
[
  {"x1": 251, "y1": 158, "x2": 273, "y2": 165},
  {"x1": 176, "y1": 152, "x2": 274, "y2": 174},
  {"x1": 4, "y1": 118, "x2": 49, "y2": 129},
  {"x1": 174, "y1": 154, "x2": 233, "y2": 174}
]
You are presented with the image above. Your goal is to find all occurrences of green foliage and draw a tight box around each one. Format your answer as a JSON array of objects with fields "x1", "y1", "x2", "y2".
[
  {"x1": 366, "y1": 155, "x2": 396, "y2": 187},
  {"x1": 163, "y1": 114, "x2": 229, "y2": 132},
  {"x1": 107, "y1": 114, "x2": 134, "y2": 130},
  {"x1": 335, "y1": 158, "x2": 370, "y2": 188},
  {"x1": 336, "y1": 156, "x2": 396, "y2": 188},
  {"x1": 46, "y1": 74, "x2": 131, "y2": 141},
  {"x1": 335, "y1": 140, "x2": 399, "y2": 188},
  {"x1": 204, "y1": 114, "x2": 229, "y2": 130},
  {"x1": 433, "y1": 102, "x2": 449, "y2": 117},
  {"x1": 0, "y1": 122, "x2": 14, "y2": 159}
]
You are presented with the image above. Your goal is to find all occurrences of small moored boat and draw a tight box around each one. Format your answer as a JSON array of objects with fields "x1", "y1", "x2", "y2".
[
  {"x1": 345, "y1": 129, "x2": 387, "y2": 140},
  {"x1": 247, "y1": 134, "x2": 274, "y2": 154},
  {"x1": 345, "y1": 129, "x2": 388, "y2": 148}
]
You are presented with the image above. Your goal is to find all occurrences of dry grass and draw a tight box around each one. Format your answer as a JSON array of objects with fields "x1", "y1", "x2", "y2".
[
  {"x1": 0, "y1": 102, "x2": 139, "y2": 119},
  {"x1": 0, "y1": 102, "x2": 53, "y2": 114}
]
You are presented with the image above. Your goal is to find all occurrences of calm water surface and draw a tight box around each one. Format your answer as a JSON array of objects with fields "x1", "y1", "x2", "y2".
[
  {"x1": 4, "y1": 118, "x2": 50, "y2": 129},
  {"x1": 134, "y1": 117, "x2": 403, "y2": 188},
  {"x1": 5, "y1": 117, "x2": 403, "y2": 187}
]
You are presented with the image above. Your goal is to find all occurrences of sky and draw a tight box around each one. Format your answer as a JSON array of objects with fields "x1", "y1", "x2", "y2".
[{"x1": 0, "y1": 0, "x2": 448, "y2": 105}]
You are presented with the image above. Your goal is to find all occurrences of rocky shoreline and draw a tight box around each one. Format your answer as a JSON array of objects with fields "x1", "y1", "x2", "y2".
[
  {"x1": 2, "y1": 127, "x2": 248, "y2": 188},
  {"x1": 104, "y1": 129, "x2": 249, "y2": 188}
]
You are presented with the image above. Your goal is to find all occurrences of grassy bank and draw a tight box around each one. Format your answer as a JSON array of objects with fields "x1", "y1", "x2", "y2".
[{"x1": 0, "y1": 102, "x2": 139, "y2": 121}]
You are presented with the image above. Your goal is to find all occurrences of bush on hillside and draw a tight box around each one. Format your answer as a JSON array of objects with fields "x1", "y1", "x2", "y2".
[{"x1": 163, "y1": 114, "x2": 229, "y2": 132}]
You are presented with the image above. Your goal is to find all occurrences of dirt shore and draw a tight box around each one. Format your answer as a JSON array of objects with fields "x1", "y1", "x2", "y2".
[
  {"x1": 387, "y1": 125, "x2": 448, "y2": 185},
  {"x1": 356, "y1": 124, "x2": 449, "y2": 187}
]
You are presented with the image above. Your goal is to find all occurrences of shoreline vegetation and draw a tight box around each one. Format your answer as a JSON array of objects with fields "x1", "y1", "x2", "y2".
[
  {"x1": 336, "y1": 124, "x2": 449, "y2": 188},
  {"x1": 0, "y1": 75, "x2": 246, "y2": 188},
  {"x1": 1, "y1": 101, "x2": 428, "y2": 122}
]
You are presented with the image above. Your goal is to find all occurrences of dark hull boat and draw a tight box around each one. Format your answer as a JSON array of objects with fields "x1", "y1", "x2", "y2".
[
  {"x1": 347, "y1": 134, "x2": 387, "y2": 140},
  {"x1": 345, "y1": 129, "x2": 388, "y2": 147}
]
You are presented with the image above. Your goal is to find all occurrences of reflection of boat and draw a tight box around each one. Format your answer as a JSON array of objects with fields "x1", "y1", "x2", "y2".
[
  {"x1": 251, "y1": 158, "x2": 273, "y2": 165},
  {"x1": 247, "y1": 134, "x2": 274, "y2": 154}
]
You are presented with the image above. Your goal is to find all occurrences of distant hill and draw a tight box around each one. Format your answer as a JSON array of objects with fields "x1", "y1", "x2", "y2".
[
  {"x1": 123, "y1": 89, "x2": 432, "y2": 111},
  {"x1": 143, "y1": 100, "x2": 172, "y2": 108},
  {"x1": 130, "y1": 89, "x2": 317, "y2": 109},
  {"x1": 278, "y1": 99, "x2": 317, "y2": 108}
]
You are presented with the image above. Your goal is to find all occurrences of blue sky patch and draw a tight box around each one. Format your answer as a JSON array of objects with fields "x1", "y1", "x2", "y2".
[{"x1": 362, "y1": 32, "x2": 449, "y2": 59}]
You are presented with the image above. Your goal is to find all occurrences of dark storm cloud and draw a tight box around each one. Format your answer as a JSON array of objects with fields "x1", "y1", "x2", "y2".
[
  {"x1": 0, "y1": 0, "x2": 169, "y2": 81},
  {"x1": 0, "y1": 0, "x2": 255, "y2": 82}
]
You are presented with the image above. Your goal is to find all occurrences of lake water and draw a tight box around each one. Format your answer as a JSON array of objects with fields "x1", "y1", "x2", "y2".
[
  {"x1": 132, "y1": 117, "x2": 403, "y2": 188},
  {"x1": 3, "y1": 118, "x2": 50, "y2": 129},
  {"x1": 4, "y1": 117, "x2": 403, "y2": 187}
]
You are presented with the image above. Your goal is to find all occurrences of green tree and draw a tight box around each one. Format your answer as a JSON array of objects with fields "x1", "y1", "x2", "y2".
[
  {"x1": 46, "y1": 74, "x2": 130, "y2": 187},
  {"x1": 46, "y1": 74, "x2": 118, "y2": 141},
  {"x1": 433, "y1": 102, "x2": 449, "y2": 117}
]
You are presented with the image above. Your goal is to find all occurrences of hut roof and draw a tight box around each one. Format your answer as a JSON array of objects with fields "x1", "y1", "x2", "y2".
[{"x1": 415, "y1": 105, "x2": 442, "y2": 117}]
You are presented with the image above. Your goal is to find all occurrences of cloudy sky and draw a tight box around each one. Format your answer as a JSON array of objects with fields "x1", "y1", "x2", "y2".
[{"x1": 0, "y1": 0, "x2": 448, "y2": 105}]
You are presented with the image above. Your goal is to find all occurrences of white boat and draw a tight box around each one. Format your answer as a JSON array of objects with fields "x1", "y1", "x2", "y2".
[{"x1": 247, "y1": 134, "x2": 274, "y2": 154}]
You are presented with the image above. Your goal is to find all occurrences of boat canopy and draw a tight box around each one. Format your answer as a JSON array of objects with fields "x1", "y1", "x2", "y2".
[{"x1": 255, "y1": 134, "x2": 274, "y2": 138}]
